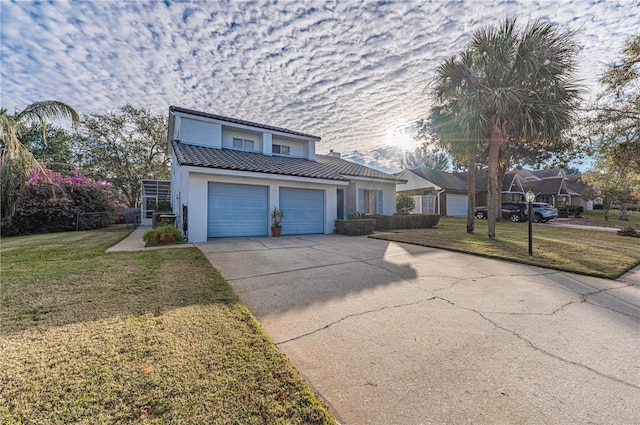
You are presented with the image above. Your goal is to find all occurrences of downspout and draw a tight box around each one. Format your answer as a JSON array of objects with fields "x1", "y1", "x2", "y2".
[{"x1": 437, "y1": 189, "x2": 446, "y2": 215}]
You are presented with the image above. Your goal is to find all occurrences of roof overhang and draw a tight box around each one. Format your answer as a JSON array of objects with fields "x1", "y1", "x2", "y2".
[
  {"x1": 182, "y1": 165, "x2": 350, "y2": 186},
  {"x1": 343, "y1": 175, "x2": 407, "y2": 184}
]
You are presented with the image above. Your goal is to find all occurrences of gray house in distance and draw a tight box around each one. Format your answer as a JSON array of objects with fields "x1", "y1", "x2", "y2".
[{"x1": 397, "y1": 167, "x2": 588, "y2": 216}]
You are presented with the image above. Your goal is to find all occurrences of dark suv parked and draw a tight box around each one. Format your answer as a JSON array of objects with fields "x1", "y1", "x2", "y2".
[
  {"x1": 474, "y1": 202, "x2": 558, "y2": 223},
  {"x1": 474, "y1": 203, "x2": 527, "y2": 222}
]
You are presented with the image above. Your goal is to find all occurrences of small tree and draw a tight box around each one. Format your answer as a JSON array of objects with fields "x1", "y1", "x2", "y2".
[
  {"x1": 396, "y1": 193, "x2": 416, "y2": 214},
  {"x1": 75, "y1": 105, "x2": 170, "y2": 207}
]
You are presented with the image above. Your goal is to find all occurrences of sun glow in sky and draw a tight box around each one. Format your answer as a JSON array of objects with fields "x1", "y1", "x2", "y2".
[
  {"x1": 384, "y1": 122, "x2": 420, "y2": 152},
  {"x1": 1, "y1": 0, "x2": 637, "y2": 172}
]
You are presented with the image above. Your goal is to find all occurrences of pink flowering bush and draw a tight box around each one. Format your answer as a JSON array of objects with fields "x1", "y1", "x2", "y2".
[{"x1": 6, "y1": 169, "x2": 125, "y2": 235}]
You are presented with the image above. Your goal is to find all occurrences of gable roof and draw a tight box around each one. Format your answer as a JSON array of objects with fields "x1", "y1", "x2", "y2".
[
  {"x1": 565, "y1": 174, "x2": 587, "y2": 195},
  {"x1": 169, "y1": 106, "x2": 320, "y2": 140},
  {"x1": 524, "y1": 178, "x2": 568, "y2": 196},
  {"x1": 408, "y1": 168, "x2": 467, "y2": 191},
  {"x1": 172, "y1": 141, "x2": 404, "y2": 183},
  {"x1": 470, "y1": 171, "x2": 524, "y2": 193}
]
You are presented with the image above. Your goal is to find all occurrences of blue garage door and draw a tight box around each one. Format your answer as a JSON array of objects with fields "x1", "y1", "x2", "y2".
[
  {"x1": 208, "y1": 182, "x2": 268, "y2": 237},
  {"x1": 279, "y1": 188, "x2": 324, "y2": 235}
]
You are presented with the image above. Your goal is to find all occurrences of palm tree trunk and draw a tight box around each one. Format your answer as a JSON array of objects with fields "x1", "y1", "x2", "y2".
[
  {"x1": 487, "y1": 126, "x2": 503, "y2": 239},
  {"x1": 466, "y1": 147, "x2": 477, "y2": 234}
]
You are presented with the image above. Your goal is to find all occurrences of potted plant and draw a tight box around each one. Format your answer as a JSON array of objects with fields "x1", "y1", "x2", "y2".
[
  {"x1": 271, "y1": 206, "x2": 283, "y2": 237},
  {"x1": 142, "y1": 225, "x2": 183, "y2": 246}
]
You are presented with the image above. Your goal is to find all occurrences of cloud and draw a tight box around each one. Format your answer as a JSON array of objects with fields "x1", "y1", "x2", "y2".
[{"x1": 1, "y1": 0, "x2": 637, "y2": 171}]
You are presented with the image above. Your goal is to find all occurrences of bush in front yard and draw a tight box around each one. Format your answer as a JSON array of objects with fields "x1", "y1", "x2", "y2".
[
  {"x1": 396, "y1": 193, "x2": 416, "y2": 214},
  {"x1": 374, "y1": 214, "x2": 439, "y2": 230},
  {"x1": 334, "y1": 219, "x2": 376, "y2": 236},
  {"x1": 567, "y1": 205, "x2": 584, "y2": 217},
  {"x1": 143, "y1": 225, "x2": 184, "y2": 246},
  {"x1": 7, "y1": 169, "x2": 125, "y2": 235}
]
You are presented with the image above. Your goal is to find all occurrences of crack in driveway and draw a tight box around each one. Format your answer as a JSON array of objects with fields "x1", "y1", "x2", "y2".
[
  {"x1": 276, "y1": 289, "x2": 639, "y2": 390},
  {"x1": 275, "y1": 296, "x2": 442, "y2": 346},
  {"x1": 469, "y1": 308, "x2": 640, "y2": 390}
]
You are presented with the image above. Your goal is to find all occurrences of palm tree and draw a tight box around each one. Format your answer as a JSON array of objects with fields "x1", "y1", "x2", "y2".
[
  {"x1": 430, "y1": 50, "x2": 487, "y2": 234},
  {"x1": 433, "y1": 18, "x2": 581, "y2": 239},
  {"x1": 0, "y1": 101, "x2": 79, "y2": 220}
]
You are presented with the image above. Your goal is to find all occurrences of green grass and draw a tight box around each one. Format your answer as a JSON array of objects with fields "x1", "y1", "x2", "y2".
[
  {"x1": 372, "y1": 218, "x2": 640, "y2": 279},
  {"x1": 579, "y1": 208, "x2": 640, "y2": 226},
  {"x1": 0, "y1": 226, "x2": 335, "y2": 424}
]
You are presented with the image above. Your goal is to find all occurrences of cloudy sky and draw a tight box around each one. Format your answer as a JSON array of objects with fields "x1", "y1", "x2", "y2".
[{"x1": 1, "y1": 0, "x2": 637, "y2": 172}]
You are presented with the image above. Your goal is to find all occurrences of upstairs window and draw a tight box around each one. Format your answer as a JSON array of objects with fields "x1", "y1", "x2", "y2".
[
  {"x1": 232, "y1": 138, "x2": 254, "y2": 151},
  {"x1": 272, "y1": 144, "x2": 290, "y2": 155}
]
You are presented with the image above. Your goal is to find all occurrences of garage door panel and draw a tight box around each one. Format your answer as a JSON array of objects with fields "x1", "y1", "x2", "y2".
[
  {"x1": 279, "y1": 188, "x2": 324, "y2": 235},
  {"x1": 208, "y1": 182, "x2": 268, "y2": 237}
]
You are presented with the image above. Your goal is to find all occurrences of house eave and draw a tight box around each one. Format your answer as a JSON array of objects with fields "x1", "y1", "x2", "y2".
[
  {"x1": 170, "y1": 105, "x2": 321, "y2": 141},
  {"x1": 180, "y1": 165, "x2": 350, "y2": 186},
  {"x1": 342, "y1": 174, "x2": 407, "y2": 184}
]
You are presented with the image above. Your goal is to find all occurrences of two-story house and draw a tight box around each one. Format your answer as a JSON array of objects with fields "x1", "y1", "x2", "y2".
[{"x1": 167, "y1": 106, "x2": 404, "y2": 242}]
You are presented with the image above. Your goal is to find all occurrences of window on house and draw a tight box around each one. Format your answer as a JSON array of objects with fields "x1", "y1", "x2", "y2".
[
  {"x1": 358, "y1": 189, "x2": 383, "y2": 214},
  {"x1": 272, "y1": 144, "x2": 290, "y2": 155},
  {"x1": 232, "y1": 138, "x2": 254, "y2": 151}
]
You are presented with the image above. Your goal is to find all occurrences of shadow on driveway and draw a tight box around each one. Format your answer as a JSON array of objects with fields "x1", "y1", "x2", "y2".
[{"x1": 197, "y1": 234, "x2": 640, "y2": 425}]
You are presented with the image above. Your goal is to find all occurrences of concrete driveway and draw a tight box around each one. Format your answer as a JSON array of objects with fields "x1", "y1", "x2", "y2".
[{"x1": 196, "y1": 235, "x2": 640, "y2": 424}]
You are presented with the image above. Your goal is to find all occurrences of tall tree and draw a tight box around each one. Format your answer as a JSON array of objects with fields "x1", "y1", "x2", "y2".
[
  {"x1": 402, "y1": 146, "x2": 450, "y2": 171},
  {"x1": 75, "y1": 105, "x2": 170, "y2": 207},
  {"x1": 19, "y1": 123, "x2": 74, "y2": 175},
  {"x1": 0, "y1": 101, "x2": 79, "y2": 220},
  {"x1": 579, "y1": 35, "x2": 639, "y2": 173},
  {"x1": 432, "y1": 18, "x2": 581, "y2": 239},
  {"x1": 581, "y1": 153, "x2": 640, "y2": 220},
  {"x1": 430, "y1": 50, "x2": 486, "y2": 233}
]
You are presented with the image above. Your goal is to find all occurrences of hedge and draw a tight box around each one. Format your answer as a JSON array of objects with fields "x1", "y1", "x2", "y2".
[
  {"x1": 373, "y1": 214, "x2": 440, "y2": 231},
  {"x1": 334, "y1": 219, "x2": 376, "y2": 236},
  {"x1": 334, "y1": 214, "x2": 440, "y2": 236},
  {"x1": 558, "y1": 205, "x2": 584, "y2": 218}
]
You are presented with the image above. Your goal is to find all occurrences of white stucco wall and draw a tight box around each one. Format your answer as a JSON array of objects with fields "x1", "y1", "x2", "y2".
[
  {"x1": 351, "y1": 179, "x2": 398, "y2": 215},
  {"x1": 271, "y1": 135, "x2": 306, "y2": 158},
  {"x1": 396, "y1": 169, "x2": 439, "y2": 192},
  {"x1": 180, "y1": 118, "x2": 222, "y2": 148},
  {"x1": 177, "y1": 168, "x2": 345, "y2": 242},
  {"x1": 221, "y1": 128, "x2": 262, "y2": 152}
]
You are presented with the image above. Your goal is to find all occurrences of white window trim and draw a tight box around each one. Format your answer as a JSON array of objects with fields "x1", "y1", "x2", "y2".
[
  {"x1": 358, "y1": 189, "x2": 384, "y2": 215},
  {"x1": 232, "y1": 137, "x2": 255, "y2": 151},
  {"x1": 272, "y1": 143, "x2": 290, "y2": 156}
]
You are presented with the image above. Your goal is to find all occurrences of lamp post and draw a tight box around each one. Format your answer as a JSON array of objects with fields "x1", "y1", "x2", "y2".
[{"x1": 525, "y1": 190, "x2": 535, "y2": 256}]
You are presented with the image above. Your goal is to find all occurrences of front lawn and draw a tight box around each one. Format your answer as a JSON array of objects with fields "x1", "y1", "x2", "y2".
[
  {"x1": 0, "y1": 226, "x2": 335, "y2": 424},
  {"x1": 574, "y1": 208, "x2": 640, "y2": 227},
  {"x1": 372, "y1": 218, "x2": 640, "y2": 279}
]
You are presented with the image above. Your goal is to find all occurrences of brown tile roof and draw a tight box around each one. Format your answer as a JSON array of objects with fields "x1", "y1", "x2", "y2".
[
  {"x1": 172, "y1": 141, "x2": 404, "y2": 183},
  {"x1": 170, "y1": 106, "x2": 320, "y2": 140}
]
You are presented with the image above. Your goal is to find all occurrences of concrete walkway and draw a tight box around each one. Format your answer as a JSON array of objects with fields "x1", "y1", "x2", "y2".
[
  {"x1": 105, "y1": 226, "x2": 193, "y2": 252},
  {"x1": 196, "y1": 234, "x2": 640, "y2": 424}
]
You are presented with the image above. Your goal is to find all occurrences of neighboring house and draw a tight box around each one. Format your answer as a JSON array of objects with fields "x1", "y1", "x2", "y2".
[
  {"x1": 396, "y1": 168, "x2": 468, "y2": 216},
  {"x1": 512, "y1": 168, "x2": 587, "y2": 208},
  {"x1": 397, "y1": 167, "x2": 588, "y2": 214},
  {"x1": 167, "y1": 106, "x2": 404, "y2": 242},
  {"x1": 472, "y1": 171, "x2": 526, "y2": 206}
]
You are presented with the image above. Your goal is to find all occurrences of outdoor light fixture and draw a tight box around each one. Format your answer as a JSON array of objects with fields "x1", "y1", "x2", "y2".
[{"x1": 525, "y1": 190, "x2": 535, "y2": 256}]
